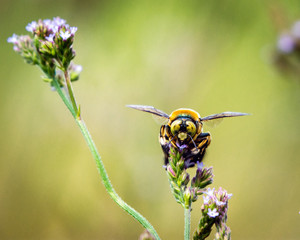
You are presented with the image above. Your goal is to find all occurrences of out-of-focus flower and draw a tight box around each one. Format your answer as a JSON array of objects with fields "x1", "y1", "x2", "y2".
[
  {"x1": 273, "y1": 19, "x2": 300, "y2": 81},
  {"x1": 292, "y1": 21, "x2": 300, "y2": 38},
  {"x1": 25, "y1": 21, "x2": 38, "y2": 33},
  {"x1": 277, "y1": 34, "x2": 295, "y2": 53}
]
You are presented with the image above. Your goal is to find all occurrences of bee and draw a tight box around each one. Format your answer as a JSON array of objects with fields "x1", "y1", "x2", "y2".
[{"x1": 127, "y1": 105, "x2": 248, "y2": 169}]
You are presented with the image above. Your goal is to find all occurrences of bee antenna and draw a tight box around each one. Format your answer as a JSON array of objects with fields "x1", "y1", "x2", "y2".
[
  {"x1": 167, "y1": 134, "x2": 178, "y2": 146},
  {"x1": 187, "y1": 134, "x2": 198, "y2": 150}
]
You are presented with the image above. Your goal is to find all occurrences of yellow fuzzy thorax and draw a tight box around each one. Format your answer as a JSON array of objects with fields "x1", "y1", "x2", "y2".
[{"x1": 169, "y1": 108, "x2": 200, "y2": 122}]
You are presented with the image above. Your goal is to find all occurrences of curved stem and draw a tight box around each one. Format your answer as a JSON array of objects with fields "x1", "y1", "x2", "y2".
[
  {"x1": 185, "y1": 207, "x2": 191, "y2": 240},
  {"x1": 52, "y1": 78, "x2": 160, "y2": 240},
  {"x1": 76, "y1": 119, "x2": 160, "y2": 240}
]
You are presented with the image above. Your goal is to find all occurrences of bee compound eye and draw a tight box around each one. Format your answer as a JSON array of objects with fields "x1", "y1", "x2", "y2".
[
  {"x1": 186, "y1": 120, "x2": 196, "y2": 136},
  {"x1": 170, "y1": 119, "x2": 181, "y2": 135}
]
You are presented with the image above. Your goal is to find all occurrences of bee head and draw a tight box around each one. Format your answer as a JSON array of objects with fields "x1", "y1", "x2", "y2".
[{"x1": 170, "y1": 118, "x2": 198, "y2": 141}]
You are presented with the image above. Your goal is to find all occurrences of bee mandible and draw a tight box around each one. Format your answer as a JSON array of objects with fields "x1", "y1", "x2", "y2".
[{"x1": 127, "y1": 105, "x2": 248, "y2": 169}]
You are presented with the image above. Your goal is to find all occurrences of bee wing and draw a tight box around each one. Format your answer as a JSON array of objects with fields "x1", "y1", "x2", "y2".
[
  {"x1": 202, "y1": 118, "x2": 224, "y2": 128},
  {"x1": 126, "y1": 105, "x2": 169, "y2": 120},
  {"x1": 201, "y1": 112, "x2": 249, "y2": 125}
]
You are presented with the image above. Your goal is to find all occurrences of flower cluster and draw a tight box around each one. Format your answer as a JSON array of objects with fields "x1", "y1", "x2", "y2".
[
  {"x1": 166, "y1": 146, "x2": 232, "y2": 240},
  {"x1": 193, "y1": 188, "x2": 232, "y2": 240},
  {"x1": 273, "y1": 20, "x2": 300, "y2": 80},
  {"x1": 7, "y1": 17, "x2": 82, "y2": 87},
  {"x1": 166, "y1": 147, "x2": 214, "y2": 209},
  {"x1": 202, "y1": 187, "x2": 232, "y2": 224}
]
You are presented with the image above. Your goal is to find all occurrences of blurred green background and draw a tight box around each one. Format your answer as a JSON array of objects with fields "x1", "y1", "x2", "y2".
[{"x1": 1, "y1": 0, "x2": 300, "y2": 239}]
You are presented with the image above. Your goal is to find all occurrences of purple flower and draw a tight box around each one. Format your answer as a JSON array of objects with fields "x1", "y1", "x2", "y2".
[
  {"x1": 52, "y1": 17, "x2": 66, "y2": 27},
  {"x1": 73, "y1": 64, "x2": 82, "y2": 73},
  {"x1": 292, "y1": 21, "x2": 300, "y2": 38},
  {"x1": 215, "y1": 199, "x2": 226, "y2": 207},
  {"x1": 205, "y1": 187, "x2": 215, "y2": 197},
  {"x1": 60, "y1": 30, "x2": 71, "y2": 40},
  {"x1": 70, "y1": 27, "x2": 78, "y2": 35},
  {"x1": 207, "y1": 208, "x2": 219, "y2": 218},
  {"x1": 7, "y1": 34, "x2": 18, "y2": 44},
  {"x1": 203, "y1": 195, "x2": 210, "y2": 204},
  {"x1": 277, "y1": 34, "x2": 295, "y2": 53},
  {"x1": 42, "y1": 19, "x2": 52, "y2": 26},
  {"x1": 25, "y1": 21, "x2": 38, "y2": 33},
  {"x1": 197, "y1": 161, "x2": 204, "y2": 169},
  {"x1": 45, "y1": 33, "x2": 55, "y2": 42}
]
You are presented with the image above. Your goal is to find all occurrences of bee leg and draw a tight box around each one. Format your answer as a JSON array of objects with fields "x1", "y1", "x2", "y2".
[
  {"x1": 184, "y1": 132, "x2": 211, "y2": 168},
  {"x1": 196, "y1": 132, "x2": 211, "y2": 152},
  {"x1": 160, "y1": 125, "x2": 171, "y2": 168},
  {"x1": 161, "y1": 143, "x2": 170, "y2": 168}
]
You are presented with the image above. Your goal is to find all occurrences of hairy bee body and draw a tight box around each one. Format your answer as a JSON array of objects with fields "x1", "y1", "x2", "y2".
[
  {"x1": 159, "y1": 109, "x2": 211, "y2": 168},
  {"x1": 160, "y1": 124, "x2": 211, "y2": 168},
  {"x1": 127, "y1": 105, "x2": 248, "y2": 169}
]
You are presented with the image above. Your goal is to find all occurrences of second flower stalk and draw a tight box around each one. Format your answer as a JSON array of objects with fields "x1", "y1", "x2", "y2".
[{"x1": 166, "y1": 146, "x2": 232, "y2": 240}]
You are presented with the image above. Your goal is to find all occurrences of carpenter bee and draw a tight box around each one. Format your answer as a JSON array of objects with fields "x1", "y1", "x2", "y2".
[{"x1": 127, "y1": 105, "x2": 248, "y2": 168}]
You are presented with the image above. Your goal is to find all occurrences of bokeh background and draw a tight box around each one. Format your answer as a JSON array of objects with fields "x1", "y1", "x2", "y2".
[{"x1": 1, "y1": 1, "x2": 300, "y2": 239}]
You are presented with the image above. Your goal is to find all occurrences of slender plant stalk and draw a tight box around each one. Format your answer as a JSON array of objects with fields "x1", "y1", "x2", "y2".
[
  {"x1": 63, "y1": 69, "x2": 79, "y2": 114},
  {"x1": 184, "y1": 207, "x2": 191, "y2": 240},
  {"x1": 51, "y1": 78, "x2": 75, "y2": 115},
  {"x1": 52, "y1": 77, "x2": 160, "y2": 240}
]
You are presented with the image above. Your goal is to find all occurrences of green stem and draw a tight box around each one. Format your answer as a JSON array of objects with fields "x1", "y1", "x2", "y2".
[
  {"x1": 185, "y1": 207, "x2": 191, "y2": 240},
  {"x1": 76, "y1": 119, "x2": 160, "y2": 240},
  {"x1": 52, "y1": 78, "x2": 160, "y2": 240},
  {"x1": 52, "y1": 78, "x2": 75, "y2": 116},
  {"x1": 64, "y1": 70, "x2": 79, "y2": 114}
]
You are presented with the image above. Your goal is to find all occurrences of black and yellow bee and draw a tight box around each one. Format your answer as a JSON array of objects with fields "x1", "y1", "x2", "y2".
[{"x1": 127, "y1": 105, "x2": 248, "y2": 169}]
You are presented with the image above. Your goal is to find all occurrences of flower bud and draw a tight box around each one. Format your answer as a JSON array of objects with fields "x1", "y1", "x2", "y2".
[{"x1": 167, "y1": 165, "x2": 176, "y2": 178}]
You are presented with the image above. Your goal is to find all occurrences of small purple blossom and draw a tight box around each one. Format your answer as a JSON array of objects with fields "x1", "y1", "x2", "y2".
[
  {"x1": 73, "y1": 64, "x2": 82, "y2": 73},
  {"x1": 45, "y1": 33, "x2": 55, "y2": 42},
  {"x1": 197, "y1": 161, "x2": 204, "y2": 169},
  {"x1": 277, "y1": 34, "x2": 295, "y2": 53},
  {"x1": 70, "y1": 27, "x2": 78, "y2": 35},
  {"x1": 176, "y1": 143, "x2": 188, "y2": 150},
  {"x1": 42, "y1": 19, "x2": 52, "y2": 26},
  {"x1": 205, "y1": 187, "x2": 215, "y2": 197},
  {"x1": 207, "y1": 208, "x2": 219, "y2": 218},
  {"x1": 203, "y1": 195, "x2": 210, "y2": 204},
  {"x1": 52, "y1": 17, "x2": 66, "y2": 27},
  {"x1": 7, "y1": 34, "x2": 18, "y2": 44},
  {"x1": 215, "y1": 199, "x2": 226, "y2": 207},
  {"x1": 60, "y1": 30, "x2": 71, "y2": 40},
  {"x1": 25, "y1": 21, "x2": 38, "y2": 33}
]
